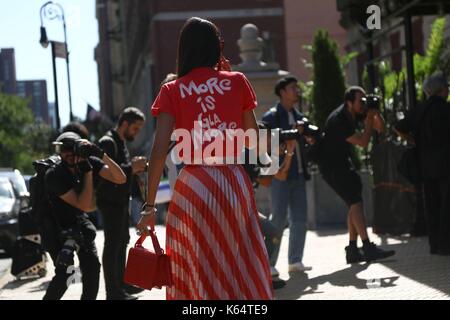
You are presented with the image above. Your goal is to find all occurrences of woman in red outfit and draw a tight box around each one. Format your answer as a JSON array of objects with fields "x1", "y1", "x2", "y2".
[{"x1": 137, "y1": 17, "x2": 273, "y2": 300}]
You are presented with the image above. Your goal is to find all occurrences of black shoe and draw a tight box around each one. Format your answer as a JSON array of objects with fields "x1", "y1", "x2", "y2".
[
  {"x1": 107, "y1": 291, "x2": 138, "y2": 300},
  {"x1": 272, "y1": 278, "x2": 286, "y2": 290},
  {"x1": 123, "y1": 284, "x2": 145, "y2": 295},
  {"x1": 362, "y1": 242, "x2": 395, "y2": 262},
  {"x1": 345, "y1": 246, "x2": 364, "y2": 264}
]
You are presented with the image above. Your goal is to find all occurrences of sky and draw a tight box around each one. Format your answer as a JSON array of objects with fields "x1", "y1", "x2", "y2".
[{"x1": 0, "y1": 0, "x2": 99, "y2": 126}]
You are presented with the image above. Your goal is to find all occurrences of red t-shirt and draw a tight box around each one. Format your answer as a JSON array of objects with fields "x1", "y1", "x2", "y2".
[{"x1": 151, "y1": 67, "x2": 257, "y2": 165}]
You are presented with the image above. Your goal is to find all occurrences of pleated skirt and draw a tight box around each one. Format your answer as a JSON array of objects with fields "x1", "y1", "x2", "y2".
[{"x1": 165, "y1": 165, "x2": 273, "y2": 300}]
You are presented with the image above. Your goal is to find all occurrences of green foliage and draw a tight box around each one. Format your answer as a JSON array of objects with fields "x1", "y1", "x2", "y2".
[
  {"x1": 311, "y1": 29, "x2": 347, "y2": 128},
  {"x1": 341, "y1": 51, "x2": 359, "y2": 68},
  {"x1": 368, "y1": 17, "x2": 448, "y2": 137},
  {"x1": 298, "y1": 80, "x2": 313, "y2": 115},
  {"x1": 0, "y1": 92, "x2": 55, "y2": 174},
  {"x1": 414, "y1": 17, "x2": 447, "y2": 100}
]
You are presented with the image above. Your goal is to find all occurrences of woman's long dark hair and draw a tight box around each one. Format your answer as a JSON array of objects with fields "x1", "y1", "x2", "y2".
[{"x1": 176, "y1": 17, "x2": 221, "y2": 78}]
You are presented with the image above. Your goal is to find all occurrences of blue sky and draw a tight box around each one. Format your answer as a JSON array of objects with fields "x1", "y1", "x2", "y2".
[{"x1": 0, "y1": 0, "x2": 99, "y2": 126}]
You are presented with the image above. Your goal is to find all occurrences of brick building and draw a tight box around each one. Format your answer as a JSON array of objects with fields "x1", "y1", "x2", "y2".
[
  {"x1": 95, "y1": 0, "x2": 287, "y2": 153},
  {"x1": 1, "y1": 48, "x2": 51, "y2": 125},
  {"x1": 16, "y1": 80, "x2": 50, "y2": 124},
  {"x1": 0, "y1": 48, "x2": 17, "y2": 95}
]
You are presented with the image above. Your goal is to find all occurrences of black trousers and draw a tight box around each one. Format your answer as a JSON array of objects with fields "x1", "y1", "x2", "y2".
[
  {"x1": 412, "y1": 183, "x2": 427, "y2": 236},
  {"x1": 43, "y1": 218, "x2": 100, "y2": 300},
  {"x1": 98, "y1": 202, "x2": 130, "y2": 299},
  {"x1": 423, "y1": 178, "x2": 450, "y2": 254},
  {"x1": 259, "y1": 214, "x2": 281, "y2": 260}
]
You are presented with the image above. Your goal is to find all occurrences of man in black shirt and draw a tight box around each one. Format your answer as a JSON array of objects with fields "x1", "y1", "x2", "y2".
[
  {"x1": 416, "y1": 74, "x2": 450, "y2": 255},
  {"x1": 96, "y1": 107, "x2": 147, "y2": 300},
  {"x1": 319, "y1": 86, "x2": 395, "y2": 264},
  {"x1": 44, "y1": 131, "x2": 126, "y2": 300}
]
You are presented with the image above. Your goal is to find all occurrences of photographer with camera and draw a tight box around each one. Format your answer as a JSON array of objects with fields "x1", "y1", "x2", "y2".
[
  {"x1": 96, "y1": 107, "x2": 146, "y2": 300},
  {"x1": 241, "y1": 121, "x2": 301, "y2": 289},
  {"x1": 261, "y1": 76, "x2": 313, "y2": 276},
  {"x1": 43, "y1": 131, "x2": 126, "y2": 300},
  {"x1": 318, "y1": 86, "x2": 395, "y2": 264}
]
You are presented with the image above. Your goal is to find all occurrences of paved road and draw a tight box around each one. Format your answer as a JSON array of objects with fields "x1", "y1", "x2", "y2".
[
  {"x1": 1, "y1": 226, "x2": 450, "y2": 300},
  {"x1": 0, "y1": 254, "x2": 11, "y2": 282}
]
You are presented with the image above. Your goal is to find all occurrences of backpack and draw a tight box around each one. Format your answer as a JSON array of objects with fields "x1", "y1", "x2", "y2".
[{"x1": 29, "y1": 155, "x2": 63, "y2": 254}]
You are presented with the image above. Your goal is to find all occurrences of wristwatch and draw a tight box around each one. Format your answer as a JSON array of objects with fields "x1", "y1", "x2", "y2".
[{"x1": 140, "y1": 202, "x2": 157, "y2": 216}]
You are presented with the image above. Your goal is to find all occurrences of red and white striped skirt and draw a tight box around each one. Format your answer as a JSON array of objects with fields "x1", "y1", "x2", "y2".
[{"x1": 165, "y1": 165, "x2": 273, "y2": 300}]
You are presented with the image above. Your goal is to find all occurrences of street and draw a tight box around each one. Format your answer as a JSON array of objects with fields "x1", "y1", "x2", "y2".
[{"x1": 1, "y1": 226, "x2": 449, "y2": 300}]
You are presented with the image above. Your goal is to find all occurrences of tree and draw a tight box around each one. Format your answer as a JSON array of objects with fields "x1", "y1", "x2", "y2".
[
  {"x1": 311, "y1": 29, "x2": 346, "y2": 128},
  {"x1": 0, "y1": 92, "x2": 55, "y2": 174}
]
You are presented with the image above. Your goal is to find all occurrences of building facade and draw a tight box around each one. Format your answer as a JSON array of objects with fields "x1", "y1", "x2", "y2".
[
  {"x1": 95, "y1": 0, "x2": 288, "y2": 154},
  {"x1": 0, "y1": 48, "x2": 17, "y2": 95},
  {"x1": 1, "y1": 48, "x2": 51, "y2": 125},
  {"x1": 283, "y1": 0, "x2": 347, "y2": 81},
  {"x1": 16, "y1": 80, "x2": 50, "y2": 124},
  {"x1": 337, "y1": 0, "x2": 450, "y2": 88}
]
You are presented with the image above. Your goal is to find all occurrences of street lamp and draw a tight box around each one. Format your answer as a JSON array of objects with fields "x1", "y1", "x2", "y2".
[{"x1": 39, "y1": 1, "x2": 74, "y2": 129}]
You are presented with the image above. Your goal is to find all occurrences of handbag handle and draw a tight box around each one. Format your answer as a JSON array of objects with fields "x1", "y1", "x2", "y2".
[{"x1": 135, "y1": 225, "x2": 164, "y2": 255}]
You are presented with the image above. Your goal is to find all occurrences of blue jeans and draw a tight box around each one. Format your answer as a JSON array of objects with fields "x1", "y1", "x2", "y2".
[
  {"x1": 130, "y1": 196, "x2": 143, "y2": 226},
  {"x1": 269, "y1": 175, "x2": 307, "y2": 266}
]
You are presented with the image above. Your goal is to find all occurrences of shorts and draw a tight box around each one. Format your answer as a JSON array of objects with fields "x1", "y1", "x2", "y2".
[{"x1": 321, "y1": 167, "x2": 362, "y2": 207}]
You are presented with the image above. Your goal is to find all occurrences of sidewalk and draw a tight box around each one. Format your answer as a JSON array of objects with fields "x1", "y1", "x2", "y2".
[
  {"x1": 1, "y1": 226, "x2": 449, "y2": 300},
  {"x1": 0, "y1": 226, "x2": 166, "y2": 300}
]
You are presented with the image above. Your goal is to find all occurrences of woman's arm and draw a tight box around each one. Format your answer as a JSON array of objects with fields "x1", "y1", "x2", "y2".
[
  {"x1": 137, "y1": 113, "x2": 174, "y2": 233},
  {"x1": 243, "y1": 110, "x2": 272, "y2": 167},
  {"x1": 242, "y1": 110, "x2": 259, "y2": 149}
]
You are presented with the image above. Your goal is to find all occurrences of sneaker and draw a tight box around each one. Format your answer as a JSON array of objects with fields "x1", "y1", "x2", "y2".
[
  {"x1": 272, "y1": 278, "x2": 286, "y2": 290},
  {"x1": 362, "y1": 242, "x2": 396, "y2": 262},
  {"x1": 345, "y1": 245, "x2": 364, "y2": 264},
  {"x1": 270, "y1": 266, "x2": 279, "y2": 277},
  {"x1": 288, "y1": 262, "x2": 312, "y2": 272}
]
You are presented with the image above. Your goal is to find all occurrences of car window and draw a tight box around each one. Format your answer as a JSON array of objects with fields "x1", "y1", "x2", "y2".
[
  {"x1": 0, "y1": 181, "x2": 14, "y2": 199},
  {"x1": 0, "y1": 170, "x2": 28, "y2": 195}
]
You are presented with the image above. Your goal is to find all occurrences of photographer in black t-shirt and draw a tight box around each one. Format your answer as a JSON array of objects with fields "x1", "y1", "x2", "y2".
[
  {"x1": 319, "y1": 86, "x2": 395, "y2": 264},
  {"x1": 43, "y1": 131, "x2": 126, "y2": 300}
]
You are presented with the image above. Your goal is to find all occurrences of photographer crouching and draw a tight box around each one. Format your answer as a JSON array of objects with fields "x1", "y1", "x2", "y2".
[
  {"x1": 318, "y1": 86, "x2": 395, "y2": 264},
  {"x1": 43, "y1": 132, "x2": 126, "y2": 300}
]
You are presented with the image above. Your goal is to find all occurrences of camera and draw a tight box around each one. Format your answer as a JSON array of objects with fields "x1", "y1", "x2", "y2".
[
  {"x1": 362, "y1": 94, "x2": 381, "y2": 110},
  {"x1": 279, "y1": 117, "x2": 321, "y2": 141},
  {"x1": 54, "y1": 139, "x2": 103, "y2": 159},
  {"x1": 73, "y1": 140, "x2": 104, "y2": 159}
]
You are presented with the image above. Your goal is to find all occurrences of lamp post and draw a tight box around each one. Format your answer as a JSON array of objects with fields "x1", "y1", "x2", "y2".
[{"x1": 39, "y1": 1, "x2": 73, "y2": 129}]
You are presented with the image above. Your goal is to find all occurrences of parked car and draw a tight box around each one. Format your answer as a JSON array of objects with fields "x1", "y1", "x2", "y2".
[
  {"x1": 23, "y1": 175, "x2": 33, "y2": 192},
  {"x1": 0, "y1": 168, "x2": 29, "y2": 195},
  {"x1": 0, "y1": 177, "x2": 20, "y2": 254},
  {"x1": 0, "y1": 168, "x2": 30, "y2": 209}
]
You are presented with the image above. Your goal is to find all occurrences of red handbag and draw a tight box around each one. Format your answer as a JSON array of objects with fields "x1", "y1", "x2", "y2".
[{"x1": 124, "y1": 226, "x2": 173, "y2": 290}]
